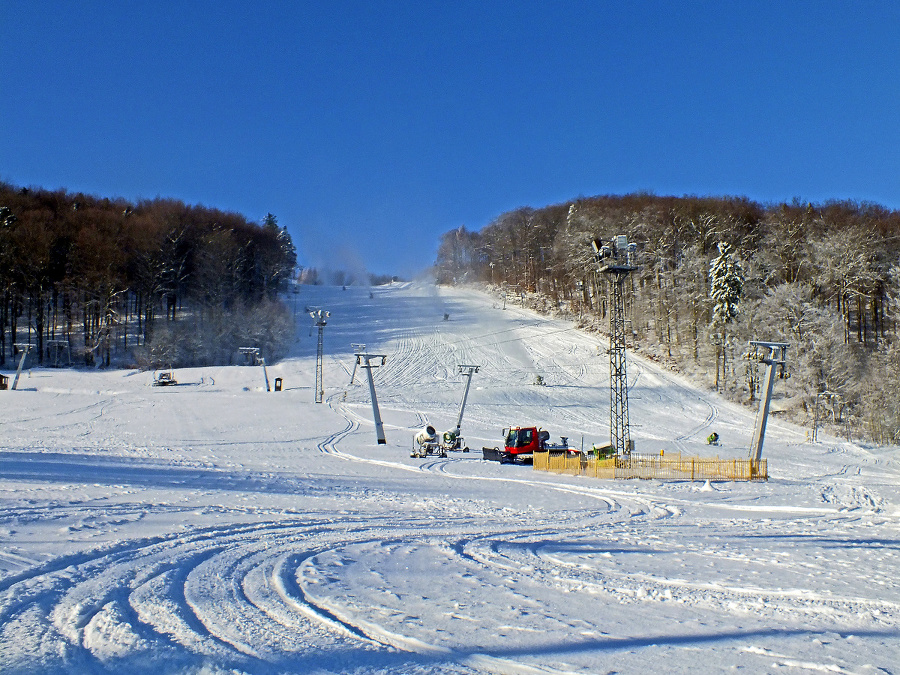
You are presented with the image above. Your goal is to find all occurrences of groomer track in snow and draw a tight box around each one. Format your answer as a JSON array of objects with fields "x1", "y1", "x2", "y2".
[{"x1": 1, "y1": 282, "x2": 898, "y2": 674}]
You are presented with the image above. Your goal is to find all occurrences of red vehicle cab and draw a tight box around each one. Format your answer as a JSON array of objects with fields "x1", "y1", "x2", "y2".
[
  {"x1": 504, "y1": 426, "x2": 540, "y2": 460},
  {"x1": 483, "y1": 426, "x2": 577, "y2": 463}
]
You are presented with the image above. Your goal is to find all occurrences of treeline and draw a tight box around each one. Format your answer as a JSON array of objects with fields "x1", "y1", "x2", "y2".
[
  {"x1": 435, "y1": 194, "x2": 900, "y2": 444},
  {"x1": 0, "y1": 182, "x2": 297, "y2": 369}
]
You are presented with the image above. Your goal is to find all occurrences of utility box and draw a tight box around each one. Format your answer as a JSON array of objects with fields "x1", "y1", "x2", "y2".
[{"x1": 274, "y1": 378, "x2": 283, "y2": 391}]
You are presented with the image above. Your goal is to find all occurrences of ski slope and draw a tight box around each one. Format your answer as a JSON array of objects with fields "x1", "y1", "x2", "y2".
[{"x1": 1, "y1": 282, "x2": 898, "y2": 674}]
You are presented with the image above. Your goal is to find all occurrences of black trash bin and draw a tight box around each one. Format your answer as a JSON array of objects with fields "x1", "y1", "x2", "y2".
[{"x1": 274, "y1": 377, "x2": 283, "y2": 391}]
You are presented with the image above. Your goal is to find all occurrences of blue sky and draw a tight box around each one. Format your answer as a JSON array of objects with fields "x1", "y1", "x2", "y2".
[{"x1": 2, "y1": 2, "x2": 899, "y2": 278}]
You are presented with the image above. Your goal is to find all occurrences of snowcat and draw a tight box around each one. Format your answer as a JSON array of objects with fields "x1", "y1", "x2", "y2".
[
  {"x1": 152, "y1": 371, "x2": 177, "y2": 386},
  {"x1": 482, "y1": 426, "x2": 577, "y2": 464}
]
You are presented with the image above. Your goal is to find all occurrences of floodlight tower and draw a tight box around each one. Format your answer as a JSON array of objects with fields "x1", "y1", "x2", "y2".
[
  {"x1": 307, "y1": 307, "x2": 330, "y2": 403},
  {"x1": 355, "y1": 351, "x2": 388, "y2": 444},
  {"x1": 748, "y1": 341, "x2": 789, "y2": 463},
  {"x1": 592, "y1": 236, "x2": 639, "y2": 455}
]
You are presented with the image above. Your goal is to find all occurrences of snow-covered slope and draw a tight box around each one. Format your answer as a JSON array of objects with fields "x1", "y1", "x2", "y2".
[{"x1": 1, "y1": 282, "x2": 898, "y2": 674}]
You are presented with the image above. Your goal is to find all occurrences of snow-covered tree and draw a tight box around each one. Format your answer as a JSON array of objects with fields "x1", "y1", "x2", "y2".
[
  {"x1": 710, "y1": 242, "x2": 744, "y2": 324},
  {"x1": 860, "y1": 343, "x2": 900, "y2": 443},
  {"x1": 757, "y1": 281, "x2": 854, "y2": 415},
  {"x1": 709, "y1": 241, "x2": 744, "y2": 390}
]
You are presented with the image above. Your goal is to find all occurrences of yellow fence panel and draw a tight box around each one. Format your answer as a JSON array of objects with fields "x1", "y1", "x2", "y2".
[{"x1": 534, "y1": 451, "x2": 766, "y2": 482}]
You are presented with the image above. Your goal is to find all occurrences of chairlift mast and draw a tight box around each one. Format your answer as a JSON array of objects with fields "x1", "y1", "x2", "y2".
[
  {"x1": 813, "y1": 390, "x2": 841, "y2": 443},
  {"x1": 454, "y1": 365, "x2": 480, "y2": 435},
  {"x1": 239, "y1": 347, "x2": 269, "y2": 391},
  {"x1": 12, "y1": 343, "x2": 35, "y2": 390},
  {"x1": 47, "y1": 339, "x2": 71, "y2": 367},
  {"x1": 349, "y1": 343, "x2": 366, "y2": 384},
  {"x1": 749, "y1": 341, "x2": 789, "y2": 463},
  {"x1": 355, "y1": 352, "x2": 388, "y2": 444}
]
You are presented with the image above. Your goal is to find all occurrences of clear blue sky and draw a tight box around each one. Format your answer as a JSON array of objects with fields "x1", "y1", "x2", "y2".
[{"x1": 3, "y1": 2, "x2": 899, "y2": 278}]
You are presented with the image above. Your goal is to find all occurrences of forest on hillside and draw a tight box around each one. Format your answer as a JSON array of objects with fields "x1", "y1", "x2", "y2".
[
  {"x1": 0, "y1": 183, "x2": 297, "y2": 370},
  {"x1": 435, "y1": 194, "x2": 900, "y2": 444}
]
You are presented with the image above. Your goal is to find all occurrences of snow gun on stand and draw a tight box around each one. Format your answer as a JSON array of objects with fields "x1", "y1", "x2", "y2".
[
  {"x1": 482, "y1": 426, "x2": 579, "y2": 464},
  {"x1": 412, "y1": 425, "x2": 442, "y2": 458},
  {"x1": 411, "y1": 425, "x2": 472, "y2": 458},
  {"x1": 410, "y1": 365, "x2": 478, "y2": 458}
]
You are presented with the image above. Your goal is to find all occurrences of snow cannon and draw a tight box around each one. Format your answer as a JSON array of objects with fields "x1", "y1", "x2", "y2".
[
  {"x1": 412, "y1": 426, "x2": 444, "y2": 458},
  {"x1": 440, "y1": 428, "x2": 468, "y2": 453},
  {"x1": 414, "y1": 426, "x2": 437, "y2": 445}
]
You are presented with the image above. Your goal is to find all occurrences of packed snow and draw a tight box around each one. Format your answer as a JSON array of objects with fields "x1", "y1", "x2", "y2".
[{"x1": 1, "y1": 282, "x2": 898, "y2": 674}]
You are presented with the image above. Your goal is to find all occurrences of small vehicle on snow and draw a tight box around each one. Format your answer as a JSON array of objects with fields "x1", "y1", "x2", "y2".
[
  {"x1": 482, "y1": 426, "x2": 578, "y2": 464},
  {"x1": 152, "y1": 371, "x2": 178, "y2": 386}
]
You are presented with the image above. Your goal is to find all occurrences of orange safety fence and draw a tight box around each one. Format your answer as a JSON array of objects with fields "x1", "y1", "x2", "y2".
[{"x1": 533, "y1": 451, "x2": 767, "y2": 481}]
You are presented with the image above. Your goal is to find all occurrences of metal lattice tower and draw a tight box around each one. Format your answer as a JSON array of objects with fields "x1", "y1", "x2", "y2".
[
  {"x1": 607, "y1": 270, "x2": 631, "y2": 454},
  {"x1": 593, "y1": 236, "x2": 638, "y2": 455},
  {"x1": 315, "y1": 325, "x2": 324, "y2": 401},
  {"x1": 307, "y1": 308, "x2": 330, "y2": 403}
]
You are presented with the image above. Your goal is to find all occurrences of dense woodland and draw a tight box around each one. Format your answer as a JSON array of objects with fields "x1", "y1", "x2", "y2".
[
  {"x1": 435, "y1": 194, "x2": 900, "y2": 444},
  {"x1": 0, "y1": 183, "x2": 297, "y2": 370}
]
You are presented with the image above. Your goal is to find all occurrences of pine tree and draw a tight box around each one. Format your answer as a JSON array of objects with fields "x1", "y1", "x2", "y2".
[{"x1": 709, "y1": 241, "x2": 744, "y2": 390}]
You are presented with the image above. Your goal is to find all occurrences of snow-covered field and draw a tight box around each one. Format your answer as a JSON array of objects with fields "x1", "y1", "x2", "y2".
[{"x1": 2, "y1": 282, "x2": 898, "y2": 674}]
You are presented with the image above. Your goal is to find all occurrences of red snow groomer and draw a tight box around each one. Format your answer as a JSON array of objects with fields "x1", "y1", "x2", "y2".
[{"x1": 482, "y1": 426, "x2": 577, "y2": 464}]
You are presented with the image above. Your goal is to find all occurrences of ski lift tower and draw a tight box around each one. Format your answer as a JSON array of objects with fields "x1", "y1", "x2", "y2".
[
  {"x1": 592, "y1": 236, "x2": 639, "y2": 455},
  {"x1": 749, "y1": 341, "x2": 789, "y2": 464},
  {"x1": 239, "y1": 346, "x2": 271, "y2": 390},
  {"x1": 307, "y1": 307, "x2": 330, "y2": 403},
  {"x1": 47, "y1": 339, "x2": 71, "y2": 367},
  {"x1": 355, "y1": 351, "x2": 388, "y2": 444},
  {"x1": 349, "y1": 343, "x2": 366, "y2": 384},
  {"x1": 11, "y1": 343, "x2": 36, "y2": 390},
  {"x1": 450, "y1": 364, "x2": 480, "y2": 444}
]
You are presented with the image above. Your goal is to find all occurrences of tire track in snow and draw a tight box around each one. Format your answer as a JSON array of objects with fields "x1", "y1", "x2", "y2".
[
  {"x1": 457, "y1": 519, "x2": 900, "y2": 629},
  {"x1": 628, "y1": 360, "x2": 720, "y2": 451},
  {"x1": 5, "y1": 497, "x2": 623, "y2": 674},
  {"x1": 673, "y1": 396, "x2": 719, "y2": 449},
  {"x1": 0, "y1": 513, "x2": 500, "y2": 672}
]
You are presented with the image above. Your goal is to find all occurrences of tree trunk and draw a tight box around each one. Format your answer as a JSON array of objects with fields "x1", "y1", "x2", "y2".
[{"x1": 35, "y1": 290, "x2": 45, "y2": 365}]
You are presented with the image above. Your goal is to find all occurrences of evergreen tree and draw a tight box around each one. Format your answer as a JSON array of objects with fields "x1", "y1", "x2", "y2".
[
  {"x1": 709, "y1": 241, "x2": 744, "y2": 390},
  {"x1": 432, "y1": 193, "x2": 900, "y2": 443}
]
